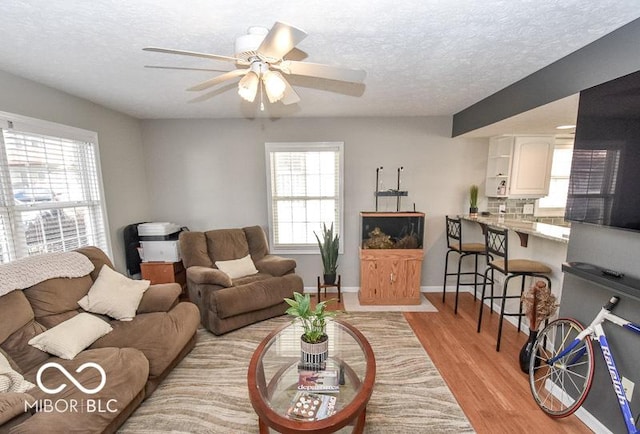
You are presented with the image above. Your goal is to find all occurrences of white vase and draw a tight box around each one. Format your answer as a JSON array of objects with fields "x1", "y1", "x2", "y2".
[{"x1": 300, "y1": 335, "x2": 329, "y2": 367}]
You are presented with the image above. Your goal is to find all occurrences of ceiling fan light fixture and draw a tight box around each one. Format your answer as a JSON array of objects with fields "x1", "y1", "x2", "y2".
[
  {"x1": 238, "y1": 71, "x2": 259, "y2": 102},
  {"x1": 263, "y1": 70, "x2": 286, "y2": 103}
]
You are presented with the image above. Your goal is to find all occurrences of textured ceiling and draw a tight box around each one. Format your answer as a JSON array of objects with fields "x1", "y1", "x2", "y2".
[{"x1": 1, "y1": 1, "x2": 639, "y2": 122}]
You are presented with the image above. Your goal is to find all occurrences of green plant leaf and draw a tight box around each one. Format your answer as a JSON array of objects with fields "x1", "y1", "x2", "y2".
[{"x1": 314, "y1": 222, "x2": 339, "y2": 274}]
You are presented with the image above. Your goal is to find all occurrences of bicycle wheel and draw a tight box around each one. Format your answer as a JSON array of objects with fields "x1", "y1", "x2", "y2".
[{"x1": 529, "y1": 318, "x2": 595, "y2": 417}]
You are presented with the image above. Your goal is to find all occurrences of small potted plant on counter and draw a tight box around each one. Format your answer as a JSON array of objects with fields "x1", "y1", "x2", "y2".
[
  {"x1": 469, "y1": 184, "x2": 479, "y2": 218},
  {"x1": 284, "y1": 292, "x2": 336, "y2": 367}
]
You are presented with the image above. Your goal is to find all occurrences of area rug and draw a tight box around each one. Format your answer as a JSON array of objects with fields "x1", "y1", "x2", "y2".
[
  {"x1": 342, "y1": 291, "x2": 438, "y2": 313},
  {"x1": 118, "y1": 312, "x2": 473, "y2": 433}
]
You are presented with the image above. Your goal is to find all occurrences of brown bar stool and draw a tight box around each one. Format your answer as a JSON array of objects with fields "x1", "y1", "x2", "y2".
[
  {"x1": 441, "y1": 216, "x2": 491, "y2": 314},
  {"x1": 477, "y1": 226, "x2": 552, "y2": 351}
]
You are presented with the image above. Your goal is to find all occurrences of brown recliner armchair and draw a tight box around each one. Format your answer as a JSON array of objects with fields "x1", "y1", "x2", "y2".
[{"x1": 179, "y1": 225, "x2": 303, "y2": 335}]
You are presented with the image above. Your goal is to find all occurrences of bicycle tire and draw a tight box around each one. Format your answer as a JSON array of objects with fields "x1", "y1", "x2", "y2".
[{"x1": 529, "y1": 318, "x2": 595, "y2": 418}]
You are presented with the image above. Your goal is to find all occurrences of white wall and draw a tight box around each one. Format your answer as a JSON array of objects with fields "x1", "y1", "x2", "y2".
[
  {"x1": 140, "y1": 116, "x2": 488, "y2": 288},
  {"x1": 0, "y1": 70, "x2": 150, "y2": 271}
]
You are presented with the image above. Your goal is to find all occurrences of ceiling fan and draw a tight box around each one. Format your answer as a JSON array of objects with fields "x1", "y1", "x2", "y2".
[{"x1": 143, "y1": 22, "x2": 366, "y2": 109}]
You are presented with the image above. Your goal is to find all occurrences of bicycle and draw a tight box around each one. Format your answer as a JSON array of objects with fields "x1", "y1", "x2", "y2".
[{"x1": 528, "y1": 296, "x2": 640, "y2": 434}]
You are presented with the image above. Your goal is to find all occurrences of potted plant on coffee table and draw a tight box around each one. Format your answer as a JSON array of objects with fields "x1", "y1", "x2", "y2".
[
  {"x1": 284, "y1": 292, "x2": 336, "y2": 367},
  {"x1": 469, "y1": 184, "x2": 479, "y2": 218},
  {"x1": 314, "y1": 222, "x2": 339, "y2": 285}
]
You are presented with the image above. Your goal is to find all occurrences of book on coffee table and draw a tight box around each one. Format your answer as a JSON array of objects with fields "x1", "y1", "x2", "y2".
[
  {"x1": 297, "y1": 369, "x2": 339, "y2": 393},
  {"x1": 286, "y1": 391, "x2": 337, "y2": 421}
]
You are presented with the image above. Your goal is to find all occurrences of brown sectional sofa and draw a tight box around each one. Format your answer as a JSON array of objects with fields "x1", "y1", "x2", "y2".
[
  {"x1": 0, "y1": 247, "x2": 200, "y2": 433},
  {"x1": 180, "y1": 225, "x2": 303, "y2": 335}
]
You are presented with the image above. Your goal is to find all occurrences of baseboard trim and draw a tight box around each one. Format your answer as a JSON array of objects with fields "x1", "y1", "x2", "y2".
[{"x1": 304, "y1": 285, "x2": 478, "y2": 294}]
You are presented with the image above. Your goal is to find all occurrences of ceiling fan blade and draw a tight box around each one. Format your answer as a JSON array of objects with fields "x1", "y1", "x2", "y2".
[
  {"x1": 145, "y1": 65, "x2": 230, "y2": 73},
  {"x1": 187, "y1": 69, "x2": 248, "y2": 91},
  {"x1": 143, "y1": 47, "x2": 241, "y2": 63},
  {"x1": 279, "y1": 60, "x2": 366, "y2": 83},
  {"x1": 283, "y1": 47, "x2": 308, "y2": 61},
  {"x1": 188, "y1": 82, "x2": 237, "y2": 103},
  {"x1": 281, "y1": 79, "x2": 301, "y2": 105},
  {"x1": 257, "y1": 22, "x2": 307, "y2": 61}
]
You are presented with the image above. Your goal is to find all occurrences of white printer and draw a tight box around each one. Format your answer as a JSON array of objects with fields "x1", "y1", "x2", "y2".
[{"x1": 138, "y1": 222, "x2": 182, "y2": 262}]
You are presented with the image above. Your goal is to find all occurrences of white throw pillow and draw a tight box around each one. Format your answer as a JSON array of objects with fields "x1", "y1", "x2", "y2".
[
  {"x1": 78, "y1": 265, "x2": 150, "y2": 321},
  {"x1": 215, "y1": 254, "x2": 259, "y2": 279},
  {"x1": 28, "y1": 313, "x2": 112, "y2": 360}
]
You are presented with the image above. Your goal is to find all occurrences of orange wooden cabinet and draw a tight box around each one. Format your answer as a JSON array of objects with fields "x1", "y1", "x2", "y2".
[
  {"x1": 140, "y1": 261, "x2": 187, "y2": 298},
  {"x1": 358, "y1": 248, "x2": 423, "y2": 305}
]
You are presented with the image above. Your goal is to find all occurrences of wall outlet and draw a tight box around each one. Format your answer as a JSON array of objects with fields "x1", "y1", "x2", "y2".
[
  {"x1": 622, "y1": 377, "x2": 635, "y2": 402},
  {"x1": 523, "y1": 203, "x2": 534, "y2": 214},
  {"x1": 499, "y1": 204, "x2": 506, "y2": 214}
]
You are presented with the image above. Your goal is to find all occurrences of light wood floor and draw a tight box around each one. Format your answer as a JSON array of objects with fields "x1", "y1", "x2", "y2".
[{"x1": 319, "y1": 291, "x2": 592, "y2": 433}]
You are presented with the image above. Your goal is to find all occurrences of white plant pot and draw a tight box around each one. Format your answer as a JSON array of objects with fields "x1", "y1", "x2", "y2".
[{"x1": 300, "y1": 335, "x2": 329, "y2": 367}]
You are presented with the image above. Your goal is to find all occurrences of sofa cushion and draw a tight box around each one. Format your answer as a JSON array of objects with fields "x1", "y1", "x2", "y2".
[
  {"x1": 1, "y1": 320, "x2": 50, "y2": 374},
  {"x1": 206, "y1": 229, "x2": 250, "y2": 262},
  {"x1": 187, "y1": 266, "x2": 232, "y2": 287},
  {"x1": 0, "y1": 392, "x2": 35, "y2": 425},
  {"x1": 23, "y1": 275, "x2": 93, "y2": 327},
  {"x1": 28, "y1": 313, "x2": 113, "y2": 360},
  {"x1": 18, "y1": 347, "x2": 148, "y2": 434},
  {"x1": 215, "y1": 254, "x2": 258, "y2": 279},
  {"x1": 179, "y1": 231, "x2": 213, "y2": 269},
  {"x1": 243, "y1": 225, "x2": 269, "y2": 261},
  {"x1": 231, "y1": 272, "x2": 272, "y2": 286},
  {"x1": 75, "y1": 246, "x2": 113, "y2": 281},
  {"x1": 90, "y1": 302, "x2": 200, "y2": 378},
  {"x1": 78, "y1": 266, "x2": 150, "y2": 321},
  {"x1": 254, "y1": 255, "x2": 297, "y2": 277},
  {"x1": 0, "y1": 292, "x2": 34, "y2": 345},
  {"x1": 213, "y1": 276, "x2": 299, "y2": 319},
  {"x1": 136, "y1": 283, "x2": 181, "y2": 313}
]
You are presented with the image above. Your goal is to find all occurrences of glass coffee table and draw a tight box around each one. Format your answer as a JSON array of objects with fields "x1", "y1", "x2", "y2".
[{"x1": 247, "y1": 318, "x2": 376, "y2": 433}]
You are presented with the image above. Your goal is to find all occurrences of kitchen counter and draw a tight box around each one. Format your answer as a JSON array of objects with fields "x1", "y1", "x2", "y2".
[{"x1": 460, "y1": 215, "x2": 570, "y2": 245}]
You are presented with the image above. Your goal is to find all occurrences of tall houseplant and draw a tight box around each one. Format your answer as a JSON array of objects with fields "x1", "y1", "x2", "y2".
[
  {"x1": 284, "y1": 292, "x2": 336, "y2": 366},
  {"x1": 314, "y1": 222, "x2": 339, "y2": 285},
  {"x1": 469, "y1": 184, "x2": 479, "y2": 217}
]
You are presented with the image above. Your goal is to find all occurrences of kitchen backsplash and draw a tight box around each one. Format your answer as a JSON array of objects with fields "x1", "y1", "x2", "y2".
[{"x1": 486, "y1": 198, "x2": 570, "y2": 226}]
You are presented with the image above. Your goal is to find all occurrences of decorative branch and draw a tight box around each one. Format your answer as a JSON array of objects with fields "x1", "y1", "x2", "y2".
[{"x1": 521, "y1": 280, "x2": 558, "y2": 331}]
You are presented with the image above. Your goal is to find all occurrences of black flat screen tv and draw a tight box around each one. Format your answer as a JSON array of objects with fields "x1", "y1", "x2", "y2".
[{"x1": 565, "y1": 69, "x2": 640, "y2": 232}]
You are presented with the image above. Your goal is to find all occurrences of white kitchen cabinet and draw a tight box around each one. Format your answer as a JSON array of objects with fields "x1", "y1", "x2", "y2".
[{"x1": 485, "y1": 135, "x2": 555, "y2": 198}]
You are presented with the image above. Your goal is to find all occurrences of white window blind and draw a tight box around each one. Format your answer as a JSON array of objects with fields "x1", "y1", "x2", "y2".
[
  {"x1": 0, "y1": 116, "x2": 110, "y2": 263},
  {"x1": 266, "y1": 142, "x2": 344, "y2": 253}
]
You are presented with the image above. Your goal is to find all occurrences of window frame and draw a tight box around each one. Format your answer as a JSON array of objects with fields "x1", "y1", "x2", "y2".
[
  {"x1": 534, "y1": 141, "x2": 573, "y2": 217},
  {"x1": 0, "y1": 111, "x2": 112, "y2": 263},
  {"x1": 265, "y1": 141, "x2": 344, "y2": 255}
]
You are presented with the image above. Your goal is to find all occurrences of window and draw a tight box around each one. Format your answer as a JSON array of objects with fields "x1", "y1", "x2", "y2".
[
  {"x1": 0, "y1": 113, "x2": 110, "y2": 263},
  {"x1": 535, "y1": 142, "x2": 573, "y2": 217},
  {"x1": 265, "y1": 142, "x2": 343, "y2": 253},
  {"x1": 565, "y1": 148, "x2": 620, "y2": 224}
]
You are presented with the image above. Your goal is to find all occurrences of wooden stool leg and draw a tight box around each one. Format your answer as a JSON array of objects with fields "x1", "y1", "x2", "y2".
[
  {"x1": 337, "y1": 275, "x2": 341, "y2": 302},
  {"x1": 317, "y1": 276, "x2": 321, "y2": 301},
  {"x1": 477, "y1": 267, "x2": 491, "y2": 333},
  {"x1": 473, "y1": 253, "x2": 479, "y2": 300}
]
